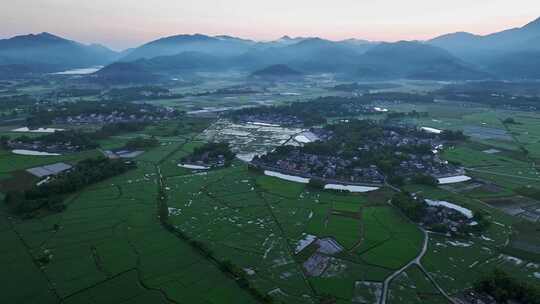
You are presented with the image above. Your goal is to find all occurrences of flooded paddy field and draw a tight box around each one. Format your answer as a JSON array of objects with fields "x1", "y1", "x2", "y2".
[{"x1": 201, "y1": 119, "x2": 306, "y2": 160}]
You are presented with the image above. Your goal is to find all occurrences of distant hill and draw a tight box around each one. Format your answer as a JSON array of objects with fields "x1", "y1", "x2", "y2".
[
  {"x1": 121, "y1": 34, "x2": 256, "y2": 61},
  {"x1": 95, "y1": 51, "x2": 228, "y2": 79},
  {"x1": 0, "y1": 64, "x2": 55, "y2": 80},
  {"x1": 428, "y1": 17, "x2": 540, "y2": 78},
  {"x1": 137, "y1": 51, "x2": 227, "y2": 72},
  {"x1": 355, "y1": 41, "x2": 487, "y2": 80},
  {"x1": 111, "y1": 37, "x2": 374, "y2": 75},
  {"x1": 8, "y1": 17, "x2": 540, "y2": 81},
  {"x1": 249, "y1": 64, "x2": 303, "y2": 81},
  {"x1": 90, "y1": 62, "x2": 160, "y2": 84},
  {"x1": 263, "y1": 36, "x2": 310, "y2": 47},
  {"x1": 487, "y1": 51, "x2": 540, "y2": 79},
  {"x1": 235, "y1": 38, "x2": 369, "y2": 73},
  {"x1": 100, "y1": 40, "x2": 487, "y2": 81},
  {"x1": 121, "y1": 34, "x2": 377, "y2": 73},
  {"x1": 0, "y1": 32, "x2": 119, "y2": 71}
]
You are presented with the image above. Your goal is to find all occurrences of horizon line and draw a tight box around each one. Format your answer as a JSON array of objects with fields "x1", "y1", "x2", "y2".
[{"x1": 1, "y1": 16, "x2": 537, "y2": 52}]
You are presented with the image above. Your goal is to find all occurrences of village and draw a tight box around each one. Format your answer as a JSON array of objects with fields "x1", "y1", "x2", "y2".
[
  {"x1": 252, "y1": 150, "x2": 386, "y2": 185},
  {"x1": 234, "y1": 112, "x2": 306, "y2": 127},
  {"x1": 251, "y1": 121, "x2": 467, "y2": 187},
  {"x1": 2, "y1": 130, "x2": 98, "y2": 154},
  {"x1": 229, "y1": 96, "x2": 385, "y2": 127},
  {"x1": 6, "y1": 140, "x2": 88, "y2": 154},
  {"x1": 51, "y1": 108, "x2": 178, "y2": 125}
]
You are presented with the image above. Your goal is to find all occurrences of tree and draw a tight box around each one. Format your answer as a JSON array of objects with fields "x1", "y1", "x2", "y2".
[
  {"x1": 503, "y1": 117, "x2": 518, "y2": 125},
  {"x1": 124, "y1": 136, "x2": 159, "y2": 150},
  {"x1": 0, "y1": 135, "x2": 9, "y2": 148},
  {"x1": 387, "y1": 175, "x2": 405, "y2": 187},
  {"x1": 440, "y1": 130, "x2": 468, "y2": 141},
  {"x1": 475, "y1": 269, "x2": 540, "y2": 304},
  {"x1": 308, "y1": 178, "x2": 326, "y2": 190},
  {"x1": 412, "y1": 174, "x2": 438, "y2": 186},
  {"x1": 391, "y1": 193, "x2": 426, "y2": 221}
]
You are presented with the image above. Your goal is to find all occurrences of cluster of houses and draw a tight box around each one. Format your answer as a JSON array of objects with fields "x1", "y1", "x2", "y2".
[
  {"x1": 236, "y1": 113, "x2": 305, "y2": 127},
  {"x1": 336, "y1": 103, "x2": 381, "y2": 115},
  {"x1": 357, "y1": 129, "x2": 465, "y2": 179},
  {"x1": 181, "y1": 152, "x2": 227, "y2": 169},
  {"x1": 252, "y1": 123, "x2": 469, "y2": 186},
  {"x1": 363, "y1": 129, "x2": 444, "y2": 151},
  {"x1": 413, "y1": 196, "x2": 478, "y2": 235},
  {"x1": 396, "y1": 154, "x2": 465, "y2": 179},
  {"x1": 52, "y1": 109, "x2": 177, "y2": 125},
  {"x1": 421, "y1": 203, "x2": 477, "y2": 234},
  {"x1": 7, "y1": 139, "x2": 87, "y2": 154},
  {"x1": 101, "y1": 87, "x2": 175, "y2": 100},
  {"x1": 253, "y1": 151, "x2": 385, "y2": 185}
]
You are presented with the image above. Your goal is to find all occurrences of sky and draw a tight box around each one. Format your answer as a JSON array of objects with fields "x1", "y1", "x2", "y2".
[{"x1": 0, "y1": 0, "x2": 538, "y2": 50}]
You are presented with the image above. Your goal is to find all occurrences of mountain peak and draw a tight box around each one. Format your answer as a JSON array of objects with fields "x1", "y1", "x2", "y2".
[
  {"x1": 294, "y1": 37, "x2": 331, "y2": 47},
  {"x1": 5, "y1": 32, "x2": 65, "y2": 42},
  {"x1": 523, "y1": 16, "x2": 540, "y2": 29},
  {"x1": 155, "y1": 33, "x2": 213, "y2": 44},
  {"x1": 37, "y1": 32, "x2": 59, "y2": 38}
]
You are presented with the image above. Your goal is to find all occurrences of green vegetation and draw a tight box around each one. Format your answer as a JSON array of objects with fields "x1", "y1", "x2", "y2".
[
  {"x1": 231, "y1": 93, "x2": 434, "y2": 126},
  {"x1": 391, "y1": 192, "x2": 426, "y2": 221},
  {"x1": 2, "y1": 78, "x2": 540, "y2": 304},
  {"x1": 440, "y1": 129, "x2": 468, "y2": 141},
  {"x1": 388, "y1": 265, "x2": 448, "y2": 304},
  {"x1": 0, "y1": 122, "x2": 258, "y2": 304},
  {"x1": 26, "y1": 99, "x2": 179, "y2": 127},
  {"x1": 475, "y1": 269, "x2": 540, "y2": 304},
  {"x1": 11, "y1": 130, "x2": 99, "y2": 150},
  {"x1": 411, "y1": 174, "x2": 438, "y2": 186},
  {"x1": 124, "y1": 136, "x2": 160, "y2": 150},
  {"x1": 4, "y1": 157, "x2": 135, "y2": 216},
  {"x1": 181, "y1": 142, "x2": 235, "y2": 167}
]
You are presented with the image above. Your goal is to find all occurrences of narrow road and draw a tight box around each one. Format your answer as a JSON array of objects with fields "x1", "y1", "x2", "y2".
[
  {"x1": 466, "y1": 168, "x2": 540, "y2": 181},
  {"x1": 379, "y1": 229, "x2": 458, "y2": 304},
  {"x1": 379, "y1": 229, "x2": 429, "y2": 304}
]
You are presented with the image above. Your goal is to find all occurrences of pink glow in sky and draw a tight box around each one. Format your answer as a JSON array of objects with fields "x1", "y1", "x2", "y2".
[{"x1": 0, "y1": 0, "x2": 538, "y2": 50}]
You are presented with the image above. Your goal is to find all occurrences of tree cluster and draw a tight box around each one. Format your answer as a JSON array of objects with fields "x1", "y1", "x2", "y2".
[
  {"x1": 391, "y1": 192, "x2": 426, "y2": 222},
  {"x1": 182, "y1": 142, "x2": 235, "y2": 166},
  {"x1": 440, "y1": 130, "x2": 468, "y2": 141},
  {"x1": 4, "y1": 157, "x2": 135, "y2": 216},
  {"x1": 13, "y1": 130, "x2": 98, "y2": 150},
  {"x1": 124, "y1": 136, "x2": 160, "y2": 150},
  {"x1": 411, "y1": 174, "x2": 439, "y2": 186},
  {"x1": 475, "y1": 269, "x2": 540, "y2": 304},
  {"x1": 10, "y1": 121, "x2": 150, "y2": 152}
]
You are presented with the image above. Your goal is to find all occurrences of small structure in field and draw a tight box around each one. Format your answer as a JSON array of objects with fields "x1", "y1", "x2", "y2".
[{"x1": 27, "y1": 162, "x2": 73, "y2": 178}]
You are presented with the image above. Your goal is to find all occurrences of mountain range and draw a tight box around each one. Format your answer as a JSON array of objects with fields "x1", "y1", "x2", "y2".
[
  {"x1": 428, "y1": 17, "x2": 540, "y2": 60},
  {"x1": 2, "y1": 17, "x2": 540, "y2": 81},
  {"x1": 0, "y1": 32, "x2": 119, "y2": 74},
  {"x1": 428, "y1": 17, "x2": 540, "y2": 79}
]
